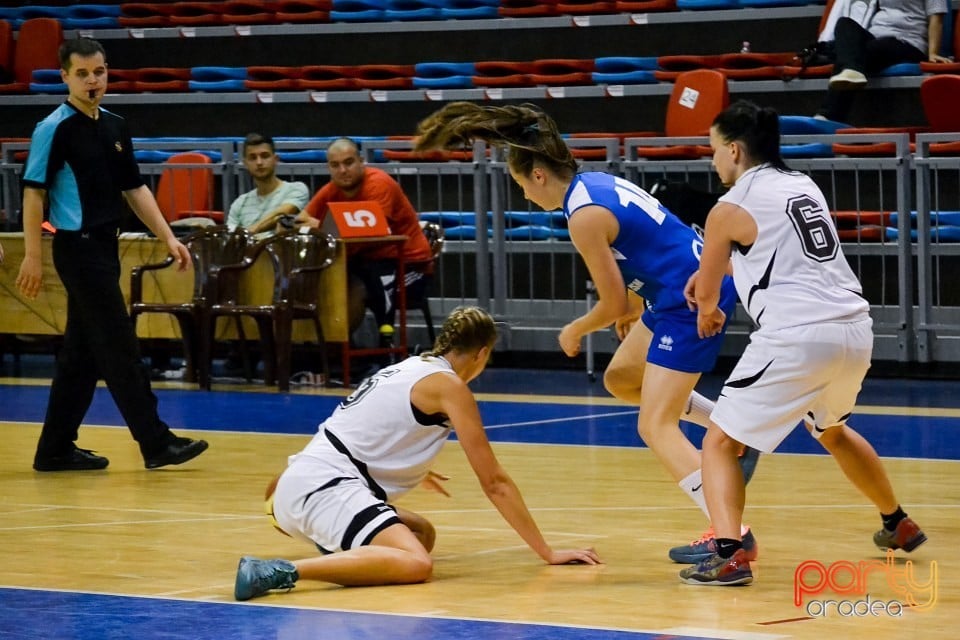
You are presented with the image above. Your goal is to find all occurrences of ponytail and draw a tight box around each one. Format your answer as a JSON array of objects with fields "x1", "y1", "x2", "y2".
[
  {"x1": 712, "y1": 100, "x2": 789, "y2": 171},
  {"x1": 416, "y1": 102, "x2": 578, "y2": 179}
]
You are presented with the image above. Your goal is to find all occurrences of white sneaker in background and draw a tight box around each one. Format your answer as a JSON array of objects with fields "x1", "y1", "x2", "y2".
[{"x1": 829, "y1": 68, "x2": 867, "y2": 90}]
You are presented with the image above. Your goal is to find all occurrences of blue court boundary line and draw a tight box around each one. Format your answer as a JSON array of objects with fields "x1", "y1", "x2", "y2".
[{"x1": 0, "y1": 586, "x2": 721, "y2": 640}]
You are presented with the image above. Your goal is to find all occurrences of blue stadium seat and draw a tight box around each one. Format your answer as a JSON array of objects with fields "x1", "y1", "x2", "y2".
[
  {"x1": 190, "y1": 67, "x2": 248, "y2": 92},
  {"x1": 885, "y1": 226, "x2": 960, "y2": 242},
  {"x1": 63, "y1": 4, "x2": 123, "y2": 29},
  {"x1": 384, "y1": 0, "x2": 444, "y2": 20},
  {"x1": 593, "y1": 56, "x2": 660, "y2": 72},
  {"x1": 877, "y1": 63, "x2": 922, "y2": 77},
  {"x1": 737, "y1": 0, "x2": 814, "y2": 6},
  {"x1": 889, "y1": 211, "x2": 960, "y2": 227},
  {"x1": 443, "y1": 225, "x2": 478, "y2": 240},
  {"x1": 30, "y1": 68, "x2": 66, "y2": 93},
  {"x1": 276, "y1": 149, "x2": 328, "y2": 162},
  {"x1": 591, "y1": 70, "x2": 657, "y2": 84},
  {"x1": 330, "y1": 0, "x2": 387, "y2": 21},
  {"x1": 779, "y1": 115, "x2": 851, "y2": 134},
  {"x1": 439, "y1": 0, "x2": 500, "y2": 19},
  {"x1": 189, "y1": 79, "x2": 247, "y2": 92},
  {"x1": 676, "y1": 0, "x2": 737, "y2": 9},
  {"x1": 419, "y1": 212, "x2": 478, "y2": 227},
  {"x1": 780, "y1": 143, "x2": 834, "y2": 158},
  {"x1": 191, "y1": 66, "x2": 249, "y2": 81}
]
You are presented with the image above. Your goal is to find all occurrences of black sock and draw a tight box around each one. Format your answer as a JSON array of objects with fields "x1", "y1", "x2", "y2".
[
  {"x1": 881, "y1": 506, "x2": 907, "y2": 532},
  {"x1": 715, "y1": 538, "x2": 742, "y2": 559}
]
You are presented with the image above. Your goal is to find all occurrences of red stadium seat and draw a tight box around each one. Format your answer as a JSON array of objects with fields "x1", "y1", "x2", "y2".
[
  {"x1": 527, "y1": 58, "x2": 594, "y2": 86},
  {"x1": 832, "y1": 75, "x2": 960, "y2": 157},
  {"x1": 155, "y1": 152, "x2": 223, "y2": 224},
  {"x1": 633, "y1": 69, "x2": 729, "y2": 159},
  {"x1": 107, "y1": 68, "x2": 140, "y2": 93},
  {"x1": 472, "y1": 61, "x2": 535, "y2": 88},
  {"x1": 0, "y1": 20, "x2": 13, "y2": 84},
  {"x1": 134, "y1": 67, "x2": 191, "y2": 93},
  {"x1": 245, "y1": 66, "x2": 301, "y2": 91},
  {"x1": 382, "y1": 136, "x2": 474, "y2": 162},
  {"x1": 168, "y1": 2, "x2": 224, "y2": 26},
  {"x1": 498, "y1": 0, "x2": 558, "y2": 17},
  {"x1": 555, "y1": 0, "x2": 617, "y2": 14},
  {"x1": 119, "y1": 3, "x2": 177, "y2": 27},
  {"x1": 276, "y1": 0, "x2": 333, "y2": 23},
  {"x1": 297, "y1": 65, "x2": 357, "y2": 90},
  {"x1": 349, "y1": 64, "x2": 415, "y2": 89},
  {"x1": 614, "y1": 0, "x2": 676, "y2": 10},
  {"x1": 223, "y1": 0, "x2": 279, "y2": 25},
  {"x1": 0, "y1": 18, "x2": 63, "y2": 95},
  {"x1": 715, "y1": 52, "x2": 796, "y2": 80}
]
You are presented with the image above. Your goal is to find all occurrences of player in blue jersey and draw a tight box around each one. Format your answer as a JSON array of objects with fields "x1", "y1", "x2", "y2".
[{"x1": 415, "y1": 102, "x2": 759, "y2": 561}]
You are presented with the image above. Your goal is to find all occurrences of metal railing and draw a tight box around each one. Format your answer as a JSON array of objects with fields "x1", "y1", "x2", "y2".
[{"x1": 2, "y1": 133, "x2": 959, "y2": 363}]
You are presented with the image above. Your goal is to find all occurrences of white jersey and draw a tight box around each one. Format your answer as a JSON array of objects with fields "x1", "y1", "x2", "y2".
[
  {"x1": 719, "y1": 164, "x2": 869, "y2": 332},
  {"x1": 287, "y1": 355, "x2": 455, "y2": 501}
]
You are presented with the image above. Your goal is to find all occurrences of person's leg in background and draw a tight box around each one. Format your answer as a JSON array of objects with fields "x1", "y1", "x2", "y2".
[
  {"x1": 818, "y1": 19, "x2": 926, "y2": 122},
  {"x1": 817, "y1": 17, "x2": 872, "y2": 120}
]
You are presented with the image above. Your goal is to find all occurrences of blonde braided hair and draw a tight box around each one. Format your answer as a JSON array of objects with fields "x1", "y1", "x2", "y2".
[{"x1": 422, "y1": 306, "x2": 497, "y2": 358}]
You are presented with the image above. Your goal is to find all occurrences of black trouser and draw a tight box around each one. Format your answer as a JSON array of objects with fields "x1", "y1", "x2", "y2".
[
  {"x1": 818, "y1": 17, "x2": 926, "y2": 122},
  {"x1": 348, "y1": 258, "x2": 430, "y2": 328},
  {"x1": 36, "y1": 229, "x2": 171, "y2": 459}
]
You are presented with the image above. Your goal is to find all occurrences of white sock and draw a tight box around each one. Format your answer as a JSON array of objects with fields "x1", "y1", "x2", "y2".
[
  {"x1": 679, "y1": 468, "x2": 710, "y2": 519},
  {"x1": 682, "y1": 390, "x2": 715, "y2": 429}
]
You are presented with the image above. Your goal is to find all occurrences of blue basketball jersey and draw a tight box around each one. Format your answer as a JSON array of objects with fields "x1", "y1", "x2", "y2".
[{"x1": 564, "y1": 172, "x2": 706, "y2": 313}]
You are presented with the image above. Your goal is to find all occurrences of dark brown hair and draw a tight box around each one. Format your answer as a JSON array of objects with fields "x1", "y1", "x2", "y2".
[
  {"x1": 59, "y1": 38, "x2": 106, "y2": 70},
  {"x1": 415, "y1": 102, "x2": 577, "y2": 180}
]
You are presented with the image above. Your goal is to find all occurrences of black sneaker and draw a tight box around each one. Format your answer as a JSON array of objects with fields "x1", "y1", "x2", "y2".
[
  {"x1": 144, "y1": 436, "x2": 209, "y2": 469},
  {"x1": 34, "y1": 448, "x2": 109, "y2": 472}
]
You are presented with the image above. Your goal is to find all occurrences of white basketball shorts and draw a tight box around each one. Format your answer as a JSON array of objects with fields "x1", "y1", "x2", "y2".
[
  {"x1": 710, "y1": 317, "x2": 873, "y2": 453},
  {"x1": 272, "y1": 458, "x2": 402, "y2": 553}
]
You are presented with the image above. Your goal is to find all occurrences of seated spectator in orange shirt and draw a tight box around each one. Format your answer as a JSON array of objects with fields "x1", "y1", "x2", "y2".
[{"x1": 294, "y1": 138, "x2": 433, "y2": 343}]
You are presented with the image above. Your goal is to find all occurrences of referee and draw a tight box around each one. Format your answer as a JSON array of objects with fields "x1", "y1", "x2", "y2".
[{"x1": 15, "y1": 38, "x2": 208, "y2": 471}]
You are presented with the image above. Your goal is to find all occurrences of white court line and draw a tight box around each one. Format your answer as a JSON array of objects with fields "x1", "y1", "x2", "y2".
[
  {"x1": 0, "y1": 515, "x2": 259, "y2": 532},
  {"x1": 8, "y1": 502, "x2": 249, "y2": 517},
  {"x1": 660, "y1": 627, "x2": 788, "y2": 640},
  {"x1": 484, "y1": 409, "x2": 638, "y2": 431}
]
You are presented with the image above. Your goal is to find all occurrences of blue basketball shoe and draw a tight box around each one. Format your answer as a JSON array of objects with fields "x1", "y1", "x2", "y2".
[
  {"x1": 234, "y1": 556, "x2": 299, "y2": 601},
  {"x1": 669, "y1": 526, "x2": 758, "y2": 564}
]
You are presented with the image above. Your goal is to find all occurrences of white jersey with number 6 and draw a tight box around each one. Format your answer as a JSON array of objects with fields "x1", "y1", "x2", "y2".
[{"x1": 718, "y1": 164, "x2": 869, "y2": 332}]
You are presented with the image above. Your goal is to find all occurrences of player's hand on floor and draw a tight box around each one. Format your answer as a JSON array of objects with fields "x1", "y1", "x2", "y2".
[
  {"x1": 547, "y1": 547, "x2": 602, "y2": 565},
  {"x1": 420, "y1": 470, "x2": 451, "y2": 497}
]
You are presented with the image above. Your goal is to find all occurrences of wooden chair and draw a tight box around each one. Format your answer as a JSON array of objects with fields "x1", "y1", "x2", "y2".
[
  {"x1": 200, "y1": 229, "x2": 338, "y2": 391},
  {"x1": 130, "y1": 226, "x2": 254, "y2": 384}
]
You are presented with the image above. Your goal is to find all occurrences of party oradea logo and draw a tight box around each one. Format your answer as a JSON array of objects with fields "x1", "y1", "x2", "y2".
[{"x1": 794, "y1": 550, "x2": 937, "y2": 617}]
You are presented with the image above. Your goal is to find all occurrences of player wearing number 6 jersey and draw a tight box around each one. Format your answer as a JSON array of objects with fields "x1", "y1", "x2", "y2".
[
  {"x1": 681, "y1": 100, "x2": 926, "y2": 586},
  {"x1": 414, "y1": 102, "x2": 760, "y2": 563}
]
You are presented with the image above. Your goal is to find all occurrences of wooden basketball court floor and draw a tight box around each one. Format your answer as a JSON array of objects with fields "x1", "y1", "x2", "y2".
[{"x1": 0, "y1": 367, "x2": 956, "y2": 640}]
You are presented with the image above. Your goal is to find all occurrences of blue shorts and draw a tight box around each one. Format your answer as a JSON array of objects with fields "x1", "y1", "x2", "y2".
[{"x1": 642, "y1": 278, "x2": 737, "y2": 374}]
